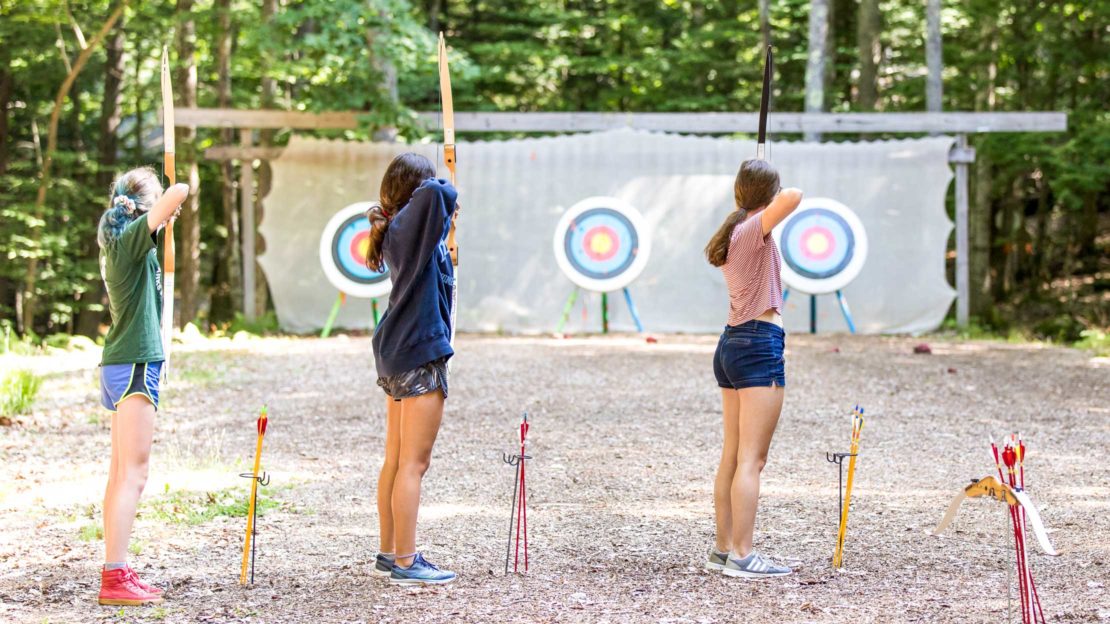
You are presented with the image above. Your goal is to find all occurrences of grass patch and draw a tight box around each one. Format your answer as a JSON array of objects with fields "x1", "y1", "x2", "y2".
[
  {"x1": 78, "y1": 523, "x2": 103, "y2": 542},
  {"x1": 1, "y1": 369, "x2": 42, "y2": 417},
  {"x1": 142, "y1": 486, "x2": 281, "y2": 526},
  {"x1": 1075, "y1": 329, "x2": 1110, "y2": 356}
]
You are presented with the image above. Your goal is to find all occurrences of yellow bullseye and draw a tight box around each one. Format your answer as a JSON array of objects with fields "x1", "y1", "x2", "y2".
[
  {"x1": 590, "y1": 232, "x2": 613, "y2": 255},
  {"x1": 805, "y1": 232, "x2": 830, "y2": 255},
  {"x1": 357, "y1": 237, "x2": 370, "y2": 260}
]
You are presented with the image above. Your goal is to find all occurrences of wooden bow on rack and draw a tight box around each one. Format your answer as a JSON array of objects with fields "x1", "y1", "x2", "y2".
[{"x1": 930, "y1": 476, "x2": 1059, "y2": 556}]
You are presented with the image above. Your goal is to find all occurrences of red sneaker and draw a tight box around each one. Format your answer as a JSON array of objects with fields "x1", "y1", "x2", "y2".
[
  {"x1": 126, "y1": 566, "x2": 163, "y2": 596},
  {"x1": 98, "y1": 567, "x2": 163, "y2": 606}
]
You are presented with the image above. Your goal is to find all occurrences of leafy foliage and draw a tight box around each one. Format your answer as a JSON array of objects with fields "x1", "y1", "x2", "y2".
[{"x1": 0, "y1": 0, "x2": 1106, "y2": 337}]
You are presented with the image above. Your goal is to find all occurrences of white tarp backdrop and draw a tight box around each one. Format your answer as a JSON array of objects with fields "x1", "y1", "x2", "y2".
[{"x1": 259, "y1": 131, "x2": 955, "y2": 334}]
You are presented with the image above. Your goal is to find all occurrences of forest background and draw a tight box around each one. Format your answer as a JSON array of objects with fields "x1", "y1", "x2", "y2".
[{"x1": 1, "y1": 0, "x2": 1106, "y2": 348}]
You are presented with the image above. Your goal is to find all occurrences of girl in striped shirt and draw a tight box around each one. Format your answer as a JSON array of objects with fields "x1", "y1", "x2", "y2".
[{"x1": 702, "y1": 158, "x2": 802, "y2": 579}]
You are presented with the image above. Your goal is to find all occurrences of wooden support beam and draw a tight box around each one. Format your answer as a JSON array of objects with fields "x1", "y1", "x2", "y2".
[
  {"x1": 178, "y1": 108, "x2": 1067, "y2": 134},
  {"x1": 239, "y1": 129, "x2": 256, "y2": 321},
  {"x1": 954, "y1": 134, "x2": 971, "y2": 327}
]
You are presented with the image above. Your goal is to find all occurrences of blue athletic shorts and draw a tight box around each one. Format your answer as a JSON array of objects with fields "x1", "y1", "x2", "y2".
[
  {"x1": 713, "y1": 321, "x2": 786, "y2": 389},
  {"x1": 99, "y1": 361, "x2": 162, "y2": 411}
]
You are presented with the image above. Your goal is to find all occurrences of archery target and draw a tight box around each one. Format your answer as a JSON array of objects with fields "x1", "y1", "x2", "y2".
[
  {"x1": 772, "y1": 197, "x2": 868, "y2": 295},
  {"x1": 552, "y1": 196, "x2": 652, "y2": 292},
  {"x1": 318, "y1": 202, "x2": 392, "y2": 299}
]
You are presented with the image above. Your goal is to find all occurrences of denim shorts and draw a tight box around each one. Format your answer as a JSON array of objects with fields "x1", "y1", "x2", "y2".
[
  {"x1": 713, "y1": 321, "x2": 786, "y2": 389},
  {"x1": 377, "y1": 357, "x2": 449, "y2": 400},
  {"x1": 99, "y1": 361, "x2": 162, "y2": 411}
]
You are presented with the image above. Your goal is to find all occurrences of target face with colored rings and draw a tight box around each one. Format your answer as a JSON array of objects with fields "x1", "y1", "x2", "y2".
[
  {"x1": 318, "y1": 202, "x2": 392, "y2": 299},
  {"x1": 552, "y1": 196, "x2": 652, "y2": 292},
  {"x1": 771, "y1": 197, "x2": 868, "y2": 295}
]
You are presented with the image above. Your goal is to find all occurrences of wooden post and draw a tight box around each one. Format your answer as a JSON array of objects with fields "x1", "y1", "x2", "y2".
[
  {"x1": 240, "y1": 129, "x2": 256, "y2": 321},
  {"x1": 954, "y1": 134, "x2": 970, "y2": 327}
]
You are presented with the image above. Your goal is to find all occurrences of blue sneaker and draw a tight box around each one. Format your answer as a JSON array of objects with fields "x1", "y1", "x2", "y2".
[
  {"x1": 373, "y1": 553, "x2": 394, "y2": 577},
  {"x1": 389, "y1": 553, "x2": 456, "y2": 586}
]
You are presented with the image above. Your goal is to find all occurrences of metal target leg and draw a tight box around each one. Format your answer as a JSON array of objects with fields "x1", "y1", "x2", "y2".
[
  {"x1": 782, "y1": 288, "x2": 790, "y2": 303},
  {"x1": 320, "y1": 291, "x2": 346, "y2": 338},
  {"x1": 835, "y1": 290, "x2": 857, "y2": 334},
  {"x1": 556, "y1": 288, "x2": 579, "y2": 334},
  {"x1": 809, "y1": 294, "x2": 817, "y2": 334},
  {"x1": 601, "y1": 292, "x2": 609, "y2": 334},
  {"x1": 622, "y1": 287, "x2": 644, "y2": 333}
]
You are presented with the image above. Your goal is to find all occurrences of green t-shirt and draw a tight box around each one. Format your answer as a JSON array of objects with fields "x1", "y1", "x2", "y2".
[{"x1": 100, "y1": 216, "x2": 165, "y2": 365}]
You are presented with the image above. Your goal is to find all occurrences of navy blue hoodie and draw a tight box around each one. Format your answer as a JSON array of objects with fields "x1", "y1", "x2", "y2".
[{"x1": 372, "y1": 178, "x2": 458, "y2": 377}]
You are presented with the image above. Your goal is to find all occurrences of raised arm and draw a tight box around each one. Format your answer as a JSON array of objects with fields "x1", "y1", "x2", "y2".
[
  {"x1": 760, "y1": 187, "x2": 803, "y2": 235},
  {"x1": 146, "y1": 183, "x2": 190, "y2": 233}
]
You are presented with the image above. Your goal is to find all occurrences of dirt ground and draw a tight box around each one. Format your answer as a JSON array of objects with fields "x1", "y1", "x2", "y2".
[{"x1": 1, "y1": 333, "x2": 1108, "y2": 623}]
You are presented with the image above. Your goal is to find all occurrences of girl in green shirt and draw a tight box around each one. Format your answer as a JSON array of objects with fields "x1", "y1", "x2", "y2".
[{"x1": 95, "y1": 167, "x2": 188, "y2": 606}]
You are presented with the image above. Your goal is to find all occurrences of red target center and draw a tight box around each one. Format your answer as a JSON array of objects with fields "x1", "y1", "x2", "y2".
[
  {"x1": 800, "y1": 226, "x2": 836, "y2": 260},
  {"x1": 583, "y1": 226, "x2": 619, "y2": 261},
  {"x1": 349, "y1": 231, "x2": 370, "y2": 264}
]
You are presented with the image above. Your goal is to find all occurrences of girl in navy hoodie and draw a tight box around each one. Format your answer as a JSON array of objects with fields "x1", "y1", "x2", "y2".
[{"x1": 365, "y1": 153, "x2": 458, "y2": 585}]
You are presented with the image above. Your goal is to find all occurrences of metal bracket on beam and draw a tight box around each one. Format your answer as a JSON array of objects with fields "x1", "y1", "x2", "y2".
[{"x1": 949, "y1": 145, "x2": 976, "y2": 164}]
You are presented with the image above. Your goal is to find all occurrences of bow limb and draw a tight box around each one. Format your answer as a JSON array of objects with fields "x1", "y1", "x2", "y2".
[
  {"x1": 930, "y1": 489, "x2": 967, "y2": 537},
  {"x1": 1011, "y1": 489, "x2": 1059, "y2": 556},
  {"x1": 437, "y1": 32, "x2": 458, "y2": 266},
  {"x1": 160, "y1": 46, "x2": 176, "y2": 379},
  {"x1": 756, "y1": 45, "x2": 772, "y2": 160}
]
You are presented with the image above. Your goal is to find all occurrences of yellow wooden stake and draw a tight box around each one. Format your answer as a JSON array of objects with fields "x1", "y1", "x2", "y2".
[{"x1": 240, "y1": 407, "x2": 268, "y2": 585}]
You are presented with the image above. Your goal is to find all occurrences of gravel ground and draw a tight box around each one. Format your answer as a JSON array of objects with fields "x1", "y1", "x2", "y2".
[{"x1": 1, "y1": 333, "x2": 1108, "y2": 623}]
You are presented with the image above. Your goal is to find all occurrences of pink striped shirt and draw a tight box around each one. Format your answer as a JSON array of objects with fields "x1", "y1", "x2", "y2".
[{"x1": 721, "y1": 212, "x2": 783, "y2": 326}]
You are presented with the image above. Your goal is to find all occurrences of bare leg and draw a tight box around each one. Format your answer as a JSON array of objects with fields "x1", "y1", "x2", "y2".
[
  {"x1": 729, "y1": 385, "x2": 784, "y2": 558},
  {"x1": 376, "y1": 398, "x2": 402, "y2": 553},
  {"x1": 713, "y1": 389, "x2": 741, "y2": 553},
  {"x1": 103, "y1": 396, "x2": 156, "y2": 564},
  {"x1": 392, "y1": 392, "x2": 445, "y2": 568}
]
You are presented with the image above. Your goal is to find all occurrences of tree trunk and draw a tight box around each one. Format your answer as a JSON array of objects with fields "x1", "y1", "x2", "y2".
[
  {"x1": 132, "y1": 37, "x2": 144, "y2": 162},
  {"x1": 253, "y1": 0, "x2": 278, "y2": 320},
  {"x1": 758, "y1": 0, "x2": 771, "y2": 52},
  {"x1": 856, "y1": 0, "x2": 880, "y2": 110},
  {"x1": 0, "y1": 64, "x2": 12, "y2": 175},
  {"x1": 925, "y1": 0, "x2": 943, "y2": 112},
  {"x1": 210, "y1": 0, "x2": 240, "y2": 325},
  {"x1": 969, "y1": 11, "x2": 996, "y2": 318},
  {"x1": 21, "y1": 0, "x2": 128, "y2": 334},
  {"x1": 368, "y1": 5, "x2": 399, "y2": 142},
  {"x1": 175, "y1": 0, "x2": 201, "y2": 328},
  {"x1": 76, "y1": 12, "x2": 126, "y2": 338},
  {"x1": 804, "y1": 0, "x2": 829, "y2": 142}
]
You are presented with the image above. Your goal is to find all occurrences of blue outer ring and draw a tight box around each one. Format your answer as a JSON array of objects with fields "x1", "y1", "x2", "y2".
[
  {"x1": 563, "y1": 208, "x2": 639, "y2": 280},
  {"x1": 331, "y1": 213, "x2": 389, "y2": 284},
  {"x1": 780, "y1": 208, "x2": 855, "y2": 280}
]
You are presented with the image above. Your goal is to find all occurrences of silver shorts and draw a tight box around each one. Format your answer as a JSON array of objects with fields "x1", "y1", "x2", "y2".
[{"x1": 376, "y1": 357, "x2": 449, "y2": 400}]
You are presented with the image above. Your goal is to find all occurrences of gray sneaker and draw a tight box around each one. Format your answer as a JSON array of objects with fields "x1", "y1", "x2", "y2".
[
  {"x1": 373, "y1": 553, "x2": 394, "y2": 577},
  {"x1": 722, "y1": 551, "x2": 792, "y2": 578},
  {"x1": 705, "y1": 548, "x2": 729, "y2": 571},
  {"x1": 389, "y1": 553, "x2": 456, "y2": 586}
]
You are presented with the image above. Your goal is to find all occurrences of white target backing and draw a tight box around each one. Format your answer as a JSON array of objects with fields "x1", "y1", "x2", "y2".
[
  {"x1": 318, "y1": 202, "x2": 393, "y2": 299},
  {"x1": 772, "y1": 197, "x2": 868, "y2": 295},
  {"x1": 552, "y1": 196, "x2": 652, "y2": 292}
]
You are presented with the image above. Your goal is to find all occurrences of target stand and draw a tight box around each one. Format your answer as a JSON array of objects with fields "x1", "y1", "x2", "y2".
[
  {"x1": 773, "y1": 198, "x2": 868, "y2": 334},
  {"x1": 318, "y1": 202, "x2": 392, "y2": 336},
  {"x1": 553, "y1": 197, "x2": 651, "y2": 334}
]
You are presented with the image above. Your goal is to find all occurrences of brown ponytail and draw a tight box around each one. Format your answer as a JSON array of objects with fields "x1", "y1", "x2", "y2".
[
  {"x1": 364, "y1": 152, "x2": 438, "y2": 272},
  {"x1": 704, "y1": 158, "x2": 781, "y2": 267}
]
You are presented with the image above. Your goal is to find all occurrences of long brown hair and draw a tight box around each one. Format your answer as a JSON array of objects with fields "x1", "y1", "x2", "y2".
[
  {"x1": 704, "y1": 158, "x2": 781, "y2": 267},
  {"x1": 364, "y1": 152, "x2": 437, "y2": 272}
]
